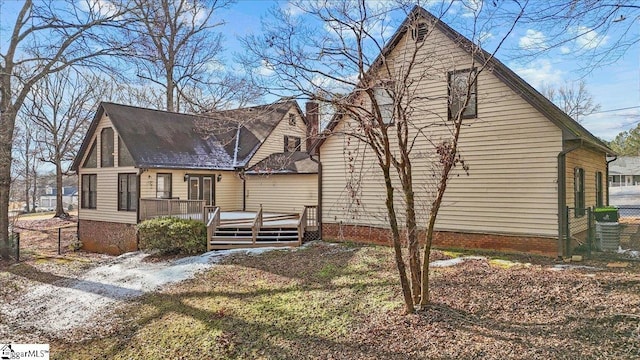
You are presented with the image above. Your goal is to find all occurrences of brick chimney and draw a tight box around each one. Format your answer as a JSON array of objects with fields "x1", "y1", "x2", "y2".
[{"x1": 305, "y1": 101, "x2": 319, "y2": 155}]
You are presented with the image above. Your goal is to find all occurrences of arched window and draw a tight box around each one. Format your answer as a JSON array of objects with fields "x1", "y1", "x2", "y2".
[{"x1": 101, "y1": 128, "x2": 114, "y2": 167}]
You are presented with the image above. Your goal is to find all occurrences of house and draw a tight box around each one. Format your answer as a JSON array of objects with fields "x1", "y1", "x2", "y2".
[
  {"x1": 608, "y1": 156, "x2": 640, "y2": 187},
  {"x1": 313, "y1": 6, "x2": 615, "y2": 257},
  {"x1": 39, "y1": 185, "x2": 78, "y2": 211},
  {"x1": 71, "y1": 100, "x2": 319, "y2": 254}
]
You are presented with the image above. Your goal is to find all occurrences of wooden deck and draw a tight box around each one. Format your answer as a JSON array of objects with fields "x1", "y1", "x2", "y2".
[{"x1": 138, "y1": 199, "x2": 319, "y2": 251}]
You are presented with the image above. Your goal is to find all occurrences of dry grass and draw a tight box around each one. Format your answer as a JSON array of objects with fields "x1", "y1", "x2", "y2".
[{"x1": 23, "y1": 243, "x2": 636, "y2": 360}]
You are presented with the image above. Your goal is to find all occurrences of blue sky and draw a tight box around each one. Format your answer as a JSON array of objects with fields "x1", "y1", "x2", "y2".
[
  {"x1": 217, "y1": 0, "x2": 640, "y2": 141},
  {"x1": 2, "y1": 0, "x2": 638, "y2": 141}
]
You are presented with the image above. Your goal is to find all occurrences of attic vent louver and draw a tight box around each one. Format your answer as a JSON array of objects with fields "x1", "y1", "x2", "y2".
[{"x1": 413, "y1": 22, "x2": 428, "y2": 42}]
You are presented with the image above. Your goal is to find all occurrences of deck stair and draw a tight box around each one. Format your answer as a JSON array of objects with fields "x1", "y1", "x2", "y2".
[{"x1": 206, "y1": 206, "x2": 319, "y2": 250}]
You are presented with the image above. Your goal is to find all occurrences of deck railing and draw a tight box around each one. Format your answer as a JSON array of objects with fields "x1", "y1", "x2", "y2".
[
  {"x1": 304, "y1": 205, "x2": 318, "y2": 230},
  {"x1": 139, "y1": 198, "x2": 205, "y2": 221},
  {"x1": 252, "y1": 205, "x2": 264, "y2": 244},
  {"x1": 206, "y1": 206, "x2": 221, "y2": 251},
  {"x1": 297, "y1": 206, "x2": 307, "y2": 245}
]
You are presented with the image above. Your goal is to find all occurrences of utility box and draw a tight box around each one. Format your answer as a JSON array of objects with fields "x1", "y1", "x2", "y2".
[{"x1": 596, "y1": 222, "x2": 620, "y2": 252}]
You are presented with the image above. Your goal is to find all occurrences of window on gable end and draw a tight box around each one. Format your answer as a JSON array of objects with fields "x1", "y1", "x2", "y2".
[
  {"x1": 448, "y1": 68, "x2": 477, "y2": 120},
  {"x1": 284, "y1": 135, "x2": 301, "y2": 152},
  {"x1": 373, "y1": 87, "x2": 394, "y2": 125},
  {"x1": 289, "y1": 113, "x2": 296, "y2": 126},
  {"x1": 82, "y1": 141, "x2": 97, "y2": 168},
  {"x1": 118, "y1": 135, "x2": 134, "y2": 167},
  {"x1": 412, "y1": 22, "x2": 428, "y2": 42},
  {"x1": 100, "y1": 127, "x2": 114, "y2": 167}
]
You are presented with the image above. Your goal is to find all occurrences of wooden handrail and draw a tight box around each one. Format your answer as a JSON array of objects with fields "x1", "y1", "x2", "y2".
[
  {"x1": 252, "y1": 205, "x2": 263, "y2": 244},
  {"x1": 297, "y1": 206, "x2": 308, "y2": 245},
  {"x1": 139, "y1": 198, "x2": 205, "y2": 221},
  {"x1": 206, "y1": 206, "x2": 220, "y2": 251}
]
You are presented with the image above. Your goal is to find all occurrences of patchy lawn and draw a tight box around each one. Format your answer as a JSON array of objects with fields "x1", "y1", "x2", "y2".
[{"x1": 1, "y1": 241, "x2": 636, "y2": 359}]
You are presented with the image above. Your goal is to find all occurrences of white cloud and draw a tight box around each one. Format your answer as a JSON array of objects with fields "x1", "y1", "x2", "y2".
[
  {"x1": 582, "y1": 110, "x2": 640, "y2": 140},
  {"x1": 257, "y1": 59, "x2": 275, "y2": 77},
  {"x1": 282, "y1": 1, "x2": 305, "y2": 17},
  {"x1": 478, "y1": 31, "x2": 493, "y2": 44},
  {"x1": 519, "y1": 29, "x2": 547, "y2": 50},
  {"x1": 511, "y1": 59, "x2": 563, "y2": 89},
  {"x1": 574, "y1": 26, "x2": 609, "y2": 50},
  {"x1": 77, "y1": 0, "x2": 119, "y2": 17},
  {"x1": 560, "y1": 46, "x2": 571, "y2": 54}
]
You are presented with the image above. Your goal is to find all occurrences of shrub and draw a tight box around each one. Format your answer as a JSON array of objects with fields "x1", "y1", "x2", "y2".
[{"x1": 138, "y1": 217, "x2": 207, "y2": 255}]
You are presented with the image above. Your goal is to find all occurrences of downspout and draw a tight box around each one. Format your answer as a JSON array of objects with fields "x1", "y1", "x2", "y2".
[
  {"x1": 557, "y1": 140, "x2": 582, "y2": 259},
  {"x1": 606, "y1": 155, "x2": 618, "y2": 206},
  {"x1": 311, "y1": 154, "x2": 323, "y2": 239}
]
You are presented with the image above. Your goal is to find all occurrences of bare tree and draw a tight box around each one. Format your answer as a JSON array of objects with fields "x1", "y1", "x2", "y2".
[
  {"x1": 13, "y1": 116, "x2": 43, "y2": 213},
  {"x1": 542, "y1": 80, "x2": 600, "y2": 123},
  {"x1": 21, "y1": 69, "x2": 105, "y2": 218},
  {"x1": 242, "y1": 1, "x2": 525, "y2": 312},
  {"x1": 0, "y1": 0, "x2": 133, "y2": 258},
  {"x1": 119, "y1": 0, "x2": 244, "y2": 112}
]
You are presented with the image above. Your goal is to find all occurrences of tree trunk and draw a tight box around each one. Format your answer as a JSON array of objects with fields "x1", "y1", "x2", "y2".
[
  {"x1": 24, "y1": 167, "x2": 31, "y2": 213},
  {"x1": 55, "y1": 160, "x2": 65, "y2": 217},
  {"x1": 382, "y1": 166, "x2": 415, "y2": 314},
  {"x1": 403, "y1": 177, "x2": 421, "y2": 305},
  {"x1": 0, "y1": 109, "x2": 17, "y2": 259},
  {"x1": 32, "y1": 168, "x2": 38, "y2": 213},
  {"x1": 166, "y1": 72, "x2": 174, "y2": 112}
]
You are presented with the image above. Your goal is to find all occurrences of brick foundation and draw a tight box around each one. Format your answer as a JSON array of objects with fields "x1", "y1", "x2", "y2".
[
  {"x1": 78, "y1": 219, "x2": 138, "y2": 255},
  {"x1": 322, "y1": 223, "x2": 558, "y2": 257}
]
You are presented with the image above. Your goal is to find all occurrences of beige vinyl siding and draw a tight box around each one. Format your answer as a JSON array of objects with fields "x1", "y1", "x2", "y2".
[
  {"x1": 78, "y1": 114, "x2": 138, "y2": 224},
  {"x1": 214, "y1": 171, "x2": 243, "y2": 210},
  {"x1": 248, "y1": 108, "x2": 307, "y2": 167},
  {"x1": 566, "y1": 146, "x2": 607, "y2": 210},
  {"x1": 140, "y1": 169, "x2": 243, "y2": 210},
  {"x1": 245, "y1": 174, "x2": 318, "y2": 214},
  {"x1": 319, "y1": 23, "x2": 564, "y2": 238}
]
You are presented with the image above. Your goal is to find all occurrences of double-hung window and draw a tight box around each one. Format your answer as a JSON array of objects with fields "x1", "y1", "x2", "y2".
[
  {"x1": 156, "y1": 173, "x2": 172, "y2": 199},
  {"x1": 118, "y1": 173, "x2": 137, "y2": 211},
  {"x1": 81, "y1": 174, "x2": 97, "y2": 209},
  {"x1": 574, "y1": 167, "x2": 585, "y2": 217},
  {"x1": 448, "y1": 68, "x2": 477, "y2": 120}
]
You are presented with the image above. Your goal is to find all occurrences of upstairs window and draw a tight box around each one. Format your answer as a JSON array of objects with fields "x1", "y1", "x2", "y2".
[
  {"x1": 448, "y1": 68, "x2": 477, "y2": 120},
  {"x1": 118, "y1": 135, "x2": 134, "y2": 167},
  {"x1": 83, "y1": 141, "x2": 97, "y2": 168},
  {"x1": 284, "y1": 135, "x2": 301, "y2": 152},
  {"x1": 574, "y1": 167, "x2": 585, "y2": 217},
  {"x1": 100, "y1": 127, "x2": 114, "y2": 167},
  {"x1": 289, "y1": 113, "x2": 297, "y2": 126},
  {"x1": 373, "y1": 87, "x2": 394, "y2": 125},
  {"x1": 413, "y1": 22, "x2": 428, "y2": 42}
]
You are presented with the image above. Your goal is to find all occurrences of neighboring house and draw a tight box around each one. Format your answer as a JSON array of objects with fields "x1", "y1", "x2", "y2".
[
  {"x1": 608, "y1": 156, "x2": 640, "y2": 187},
  {"x1": 71, "y1": 100, "x2": 319, "y2": 254},
  {"x1": 39, "y1": 186, "x2": 78, "y2": 211},
  {"x1": 313, "y1": 6, "x2": 615, "y2": 257}
]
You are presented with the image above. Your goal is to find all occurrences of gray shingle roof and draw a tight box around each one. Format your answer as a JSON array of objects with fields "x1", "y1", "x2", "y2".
[
  {"x1": 246, "y1": 151, "x2": 319, "y2": 174},
  {"x1": 609, "y1": 156, "x2": 640, "y2": 176},
  {"x1": 72, "y1": 101, "x2": 299, "y2": 171}
]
